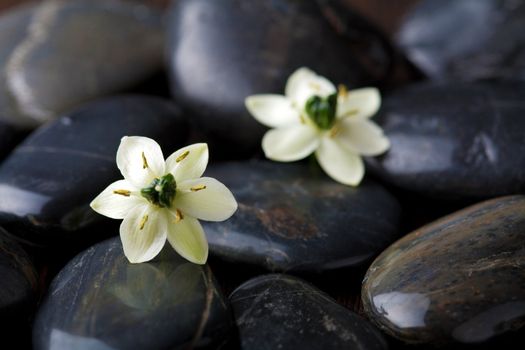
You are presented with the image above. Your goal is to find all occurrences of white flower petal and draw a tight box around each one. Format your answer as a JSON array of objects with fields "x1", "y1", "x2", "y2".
[
  {"x1": 285, "y1": 67, "x2": 336, "y2": 109},
  {"x1": 166, "y1": 214, "x2": 208, "y2": 265},
  {"x1": 165, "y1": 143, "x2": 208, "y2": 183},
  {"x1": 285, "y1": 67, "x2": 312, "y2": 101},
  {"x1": 337, "y1": 87, "x2": 381, "y2": 119},
  {"x1": 262, "y1": 124, "x2": 320, "y2": 162},
  {"x1": 120, "y1": 205, "x2": 167, "y2": 263},
  {"x1": 316, "y1": 136, "x2": 364, "y2": 186},
  {"x1": 90, "y1": 180, "x2": 143, "y2": 219},
  {"x1": 116, "y1": 136, "x2": 165, "y2": 188},
  {"x1": 245, "y1": 94, "x2": 300, "y2": 128},
  {"x1": 175, "y1": 177, "x2": 237, "y2": 222},
  {"x1": 336, "y1": 118, "x2": 390, "y2": 156}
]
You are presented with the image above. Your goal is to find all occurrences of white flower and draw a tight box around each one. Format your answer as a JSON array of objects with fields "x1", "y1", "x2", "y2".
[
  {"x1": 90, "y1": 136, "x2": 237, "y2": 264},
  {"x1": 245, "y1": 67, "x2": 390, "y2": 186}
]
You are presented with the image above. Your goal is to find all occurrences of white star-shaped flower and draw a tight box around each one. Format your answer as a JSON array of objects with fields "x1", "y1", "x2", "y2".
[
  {"x1": 245, "y1": 67, "x2": 390, "y2": 186},
  {"x1": 90, "y1": 136, "x2": 237, "y2": 264}
]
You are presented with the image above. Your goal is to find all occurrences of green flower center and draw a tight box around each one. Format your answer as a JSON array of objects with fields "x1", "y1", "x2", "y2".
[
  {"x1": 305, "y1": 93, "x2": 337, "y2": 130},
  {"x1": 141, "y1": 173, "x2": 177, "y2": 208}
]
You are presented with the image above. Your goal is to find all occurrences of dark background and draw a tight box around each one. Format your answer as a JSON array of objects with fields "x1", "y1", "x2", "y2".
[{"x1": 0, "y1": 0, "x2": 420, "y2": 34}]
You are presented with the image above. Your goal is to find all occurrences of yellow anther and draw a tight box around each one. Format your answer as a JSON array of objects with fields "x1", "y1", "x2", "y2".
[
  {"x1": 338, "y1": 84, "x2": 348, "y2": 98},
  {"x1": 343, "y1": 109, "x2": 359, "y2": 118},
  {"x1": 190, "y1": 185, "x2": 207, "y2": 192},
  {"x1": 142, "y1": 152, "x2": 149, "y2": 169},
  {"x1": 175, "y1": 209, "x2": 184, "y2": 223},
  {"x1": 176, "y1": 150, "x2": 190, "y2": 163},
  {"x1": 330, "y1": 125, "x2": 341, "y2": 138},
  {"x1": 139, "y1": 215, "x2": 149, "y2": 230},
  {"x1": 299, "y1": 115, "x2": 306, "y2": 124},
  {"x1": 113, "y1": 189, "x2": 131, "y2": 197}
]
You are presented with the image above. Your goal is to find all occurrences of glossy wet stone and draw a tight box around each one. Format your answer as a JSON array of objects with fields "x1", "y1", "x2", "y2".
[
  {"x1": 166, "y1": 0, "x2": 393, "y2": 155},
  {"x1": 0, "y1": 96, "x2": 188, "y2": 245},
  {"x1": 231, "y1": 274, "x2": 387, "y2": 350},
  {"x1": 203, "y1": 161, "x2": 401, "y2": 272},
  {"x1": 367, "y1": 82, "x2": 525, "y2": 199},
  {"x1": 362, "y1": 195, "x2": 525, "y2": 345},
  {"x1": 0, "y1": 226, "x2": 38, "y2": 339},
  {"x1": 398, "y1": 0, "x2": 525, "y2": 82},
  {"x1": 0, "y1": 0, "x2": 163, "y2": 127},
  {"x1": 33, "y1": 237, "x2": 234, "y2": 350}
]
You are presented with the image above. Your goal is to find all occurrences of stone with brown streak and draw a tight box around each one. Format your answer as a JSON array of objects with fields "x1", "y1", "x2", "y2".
[
  {"x1": 203, "y1": 161, "x2": 401, "y2": 273},
  {"x1": 362, "y1": 195, "x2": 525, "y2": 345},
  {"x1": 32, "y1": 236, "x2": 234, "y2": 350}
]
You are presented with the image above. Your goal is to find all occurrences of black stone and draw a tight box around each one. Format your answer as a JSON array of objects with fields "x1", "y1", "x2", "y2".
[
  {"x1": 166, "y1": 0, "x2": 393, "y2": 156},
  {"x1": 398, "y1": 0, "x2": 525, "y2": 82},
  {"x1": 231, "y1": 274, "x2": 387, "y2": 350},
  {"x1": 0, "y1": 96, "x2": 189, "y2": 246},
  {"x1": 0, "y1": 226, "x2": 38, "y2": 343},
  {"x1": 0, "y1": 0, "x2": 163, "y2": 128},
  {"x1": 33, "y1": 237, "x2": 234, "y2": 350},
  {"x1": 362, "y1": 195, "x2": 525, "y2": 345},
  {"x1": 203, "y1": 161, "x2": 401, "y2": 272},
  {"x1": 0, "y1": 121, "x2": 25, "y2": 162},
  {"x1": 367, "y1": 82, "x2": 525, "y2": 199}
]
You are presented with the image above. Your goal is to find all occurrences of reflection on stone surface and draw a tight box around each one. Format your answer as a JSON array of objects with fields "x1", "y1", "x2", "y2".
[
  {"x1": 0, "y1": 184, "x2": 50, "y2": 217},
  {"x1": 49, "y1": 330, "x2": 114, "y2": 350},
  {"x1": 33, "y1": 237, "x2": 234, "y2": 350},
  {"x1": 203, "y1": 161, "x2": 401, "y2": 273},
  {"x1": 362, "y1": 195, "x2": 525, "y2": 345},
  {"x1": 367, "y1": 82, "x2": 525, "y2": 198},
  {"x1": 231, "y1": 274, "x2": 387, "y2": 350},
  {"x1": 110, "y1": 261, "x2": 201, "y2": 313},
  {"x1": 0, "y1": 96, "x2": 188, "y2": 245},
  {"x1": 372, "y1": 292, "x2": 430, "y2": 328}
]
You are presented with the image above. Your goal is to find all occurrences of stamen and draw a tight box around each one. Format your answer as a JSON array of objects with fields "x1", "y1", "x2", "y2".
[
  {"x1": 142, "y1": 152, "x2": 149, "y2": 169},
  {"x1": 113, "y1": 189, "x2": 131, "y2": 197},
  {"x1": 338, "y1": 84, "x2": 348, "y2": 98},
  {"x1": 299, "y1": 115, "x2": 306, "y2": 124},
  {"x1": 330, "y1": 125, "x2": 341, "y2": 138},
  {"x1": 139, "y1": 215, "x2": 149, "y2": 230},
  {"x1": 175, "y1": 209, "x2": 184, "y2": 223},
  {"x1": 190, "y1": 185, "x2": 207, "y2": 192},
  {"x1": 343, "y1": 109, "x2": 359, "y2": 117},
  {"x1": 176, "y1": 150, "x2": 190, "y2": 162}
]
